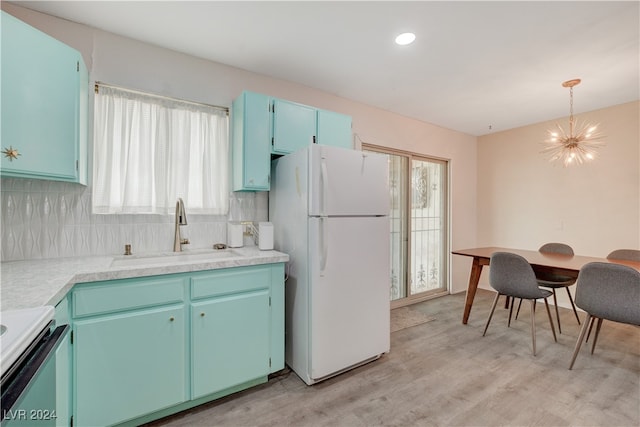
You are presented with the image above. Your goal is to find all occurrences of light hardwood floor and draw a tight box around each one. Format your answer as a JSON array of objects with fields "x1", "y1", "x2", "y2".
[{"x1": 147, "y1": 290, "x2": 640, "y2": 427}]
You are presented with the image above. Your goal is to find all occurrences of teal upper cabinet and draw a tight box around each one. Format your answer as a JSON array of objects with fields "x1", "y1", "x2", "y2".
[
  {"x1": 231, "y1": 90, "x2": 352, "y2": 191},
  {"x1": 232, "y1": 91, "x2": 271, "y2": 191},
  {"x1": 272, "y1": 101, "x2": 353, "y2": 154},
  {"x1": 271, "y1": 99, "x2": 317, "y2": 155},
  {"x1": 317, "y1": 109, "x2": 352, "y2": 149},
  {"x1": 1, "y1": 11, "x2": 88, "y2": 184}
]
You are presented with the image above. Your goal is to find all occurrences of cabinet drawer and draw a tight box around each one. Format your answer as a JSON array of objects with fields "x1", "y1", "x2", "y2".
[
  {"x1": 73, "y1": 276, "x2": 187, "y2": 318},
  {"x1": 191, "y1": 266, "x2": 270, "y2": 300}
]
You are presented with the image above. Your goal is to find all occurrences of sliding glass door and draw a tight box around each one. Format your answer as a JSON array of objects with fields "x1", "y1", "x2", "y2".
[
  {"x1": 410, "y1": 158, "x2": 447, "y2": 297},
  {"x1": 365, "y1": 146, "x2": 449, "y2": 306},
  {"x1": 389, "y1": 154, "x2": 409, "y2": 300}
]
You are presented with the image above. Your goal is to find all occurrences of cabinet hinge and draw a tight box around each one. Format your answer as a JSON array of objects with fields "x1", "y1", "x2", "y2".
[
  {"x1": 76, "y1": 61, "x2": 79, "y2": 72},
  {"x1": 313, "y1": 135, "x2": 317, "y2": 144},
  {"x1": 269, "y1": 357, "x2": 272, "y2": 368},
  {"x1": 271, "y1": 103, "x2": 275, "y2": 113},
  {"x1": 271, "y1": 137, "x2": 274, "y2": 147},
  {"x1": 70, "y1": 330, "x2": 74, "y2": 344},
  {"x1": 76, "y1": 160, "x2": 79, "y2": 171},
  {"x1": 269, "y1": 296, "x2": 271, "y2": 306}
]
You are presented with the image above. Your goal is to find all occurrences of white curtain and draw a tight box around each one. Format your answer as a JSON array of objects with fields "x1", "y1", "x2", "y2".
[{"x1": 93, "y1": 86, "x2": 229, "y2": 215}]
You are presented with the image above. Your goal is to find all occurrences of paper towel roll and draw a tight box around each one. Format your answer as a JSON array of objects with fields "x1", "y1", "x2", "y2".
[
  {"x1": 227, "y1": 222, "x2": 244, "y2": 248},
  {"x1": 258, "y1": 222, "x2": 274, "y2": 250}
]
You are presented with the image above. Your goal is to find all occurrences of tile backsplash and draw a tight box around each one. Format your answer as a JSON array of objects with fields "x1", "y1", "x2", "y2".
[{"x1": 1, "y1": 178, "x2": 267, "y2": 261}]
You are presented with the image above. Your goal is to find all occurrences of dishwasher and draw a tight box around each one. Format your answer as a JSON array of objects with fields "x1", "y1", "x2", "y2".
[{"x1": 1, "y1": 307, "x2": 69, "y2": 427}]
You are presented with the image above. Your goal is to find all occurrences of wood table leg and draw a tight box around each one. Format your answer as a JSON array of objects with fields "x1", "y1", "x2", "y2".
[{"x1": 462, "y1": 257, "x2": 484, "y2": 324}]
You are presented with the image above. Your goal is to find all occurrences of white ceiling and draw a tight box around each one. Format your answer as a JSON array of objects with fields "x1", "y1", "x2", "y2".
[{"x1": 12, "y1": 1, "x2": 640, "y2": 136}]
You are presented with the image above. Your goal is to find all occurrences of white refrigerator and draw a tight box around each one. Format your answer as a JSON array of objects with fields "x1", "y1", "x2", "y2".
[{"x1": 269, "y1": 144, "x2": 390, "y2": 385}]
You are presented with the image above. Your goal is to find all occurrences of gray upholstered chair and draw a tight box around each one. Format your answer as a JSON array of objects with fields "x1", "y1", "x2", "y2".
[
  {"x1": 582, "y1": 248, "x2": 640, "y2": 344},
  {"x1": 533, "y1": 243, "x2": 580, "y2": 333},
  {"x1": 568, "y1": 262, "x2": 640, "y2": 369},
  {"x1": 483, "y1": 252, "x2": 557, "y2": 356},
  {"x1": 607, "y1": 249, "x2": 640, "y2": 262}
]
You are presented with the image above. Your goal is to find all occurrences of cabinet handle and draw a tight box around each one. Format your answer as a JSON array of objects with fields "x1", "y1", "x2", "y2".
[
  {"x1": 2, "y1": 146, "x2": 21, "y2": 162},
  {"x1": 169, "y1": 316, "x2": 175, "y2": 322},
  {"x1": 200, "y1": 312, "x2": 205, "y2": 317}
]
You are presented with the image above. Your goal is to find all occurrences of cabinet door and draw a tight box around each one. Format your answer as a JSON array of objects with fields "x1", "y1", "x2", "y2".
[
  {"x1": 54, "y1": 300, "x2": 71, "y2": 427},
  {"x1": 272, "y1": 99, "x2": 316, "y2": 155},
  {"x1": 74, "y1": 305, "x2": 187, "y2": 426},
  {"x1": 232, "y1": 91, "x2": 271, "y2": 191},
  {"x1": 191, "y1": 290, "x2": 270, "y2": 399},
  {"x1": 269, "y1": 263, "x2": 285, "y2": 373},
  {"x1": 1, "y1": 12, "x2": 84, "y2": 182},
  {"x1": 317, "y1": 109, "x2": 352, "y2": 149}
]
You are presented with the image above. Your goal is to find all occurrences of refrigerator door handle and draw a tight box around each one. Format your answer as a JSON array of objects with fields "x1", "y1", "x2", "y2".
[
  {"x1": 320, "y1": 217, "x2": 328, "y2": 276},
  {"x1": 320, "y1": 158, "x2": 329, "y2": 217}
]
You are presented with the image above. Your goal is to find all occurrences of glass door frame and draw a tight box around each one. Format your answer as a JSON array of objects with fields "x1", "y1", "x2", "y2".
[{"x1": 363, "y1": 144, "x2": 450, "y2": 309}]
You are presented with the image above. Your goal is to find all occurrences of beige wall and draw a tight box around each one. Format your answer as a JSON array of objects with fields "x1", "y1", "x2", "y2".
[
  {"x1": 476, "y1": 101, "x2": 640, "y2": 295},
  {"x1": 3, "y1": 4, "x2": 478, "y2": 293},
  {"x1": 6, "y1": 3, "x2": 636, "y2": 302}
]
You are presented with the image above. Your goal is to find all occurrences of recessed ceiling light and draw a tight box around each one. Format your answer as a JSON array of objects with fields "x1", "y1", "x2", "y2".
[{"x1": 395, "y1": 32, "x2": 416, "y2": 46}]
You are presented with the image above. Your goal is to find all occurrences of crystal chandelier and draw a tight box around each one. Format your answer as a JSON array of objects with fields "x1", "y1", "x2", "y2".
[{"x1": 542, "y1": 79, "x2": 604, "y2": 167}]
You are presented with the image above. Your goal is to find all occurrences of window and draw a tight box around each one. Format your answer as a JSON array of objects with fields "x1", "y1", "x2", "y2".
[
  {"x1": 92, "y1": 84, "x2": 229, "y2": 215},
  {"x1": 364, "y1": 144, "x2": 449, "y2": 306}
]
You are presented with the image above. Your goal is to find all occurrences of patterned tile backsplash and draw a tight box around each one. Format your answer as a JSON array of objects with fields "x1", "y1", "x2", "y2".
[{"x1": 1, "y1": 178, "x2": 268, "y2": 261}]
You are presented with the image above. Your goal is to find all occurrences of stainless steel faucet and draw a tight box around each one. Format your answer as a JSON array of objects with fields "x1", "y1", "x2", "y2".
[{"x1": 173, "y1": 198, "x2": 190, "y2": 252}]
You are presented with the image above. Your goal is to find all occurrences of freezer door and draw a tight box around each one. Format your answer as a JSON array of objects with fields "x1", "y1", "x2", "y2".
[
  {"x1": 308, "y1": 216, "x2": 390, "y2": 381},
  {"x1": 309, "y1": 145, "x2": 389, "y2": 217}
]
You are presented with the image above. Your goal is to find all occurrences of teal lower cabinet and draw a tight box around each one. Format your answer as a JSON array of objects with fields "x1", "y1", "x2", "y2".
[
  {"x1": 191, "y1": 290, "x2": 270, "y2": 398},
  {"x1": 69, "y1": 263, "x2": 285, "y2": 426},
  {"x1": 54, "y1": 300, "x2": 71, "y2": 427},
  {"x1": 73, "y1": 306, "x2": 187, "y2": 426},
  {"x1": 268, "y1": 265, "x2": 285, "y2": 373}
]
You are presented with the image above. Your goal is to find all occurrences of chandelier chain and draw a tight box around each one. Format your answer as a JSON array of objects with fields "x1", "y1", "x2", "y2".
[{"x1": 569, "y1": 86, "x2": 574, "y2": 135}]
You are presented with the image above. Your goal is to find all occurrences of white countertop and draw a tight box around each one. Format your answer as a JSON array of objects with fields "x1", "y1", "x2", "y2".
[{"x1": 0, "y1": 246, "x2": 289, "y2": 311}]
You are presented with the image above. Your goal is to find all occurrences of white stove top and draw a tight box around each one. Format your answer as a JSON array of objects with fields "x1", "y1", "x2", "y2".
[{"x1": 0, "y1": 306, "x2": 55, "y2": 377}]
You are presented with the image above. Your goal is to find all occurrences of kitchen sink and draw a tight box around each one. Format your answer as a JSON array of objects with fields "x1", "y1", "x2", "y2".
[
  {"x1": 0, "y1": 306, "x2": 55, "y2": 376},
  {"x1": 110, "y1": 249, "x2": 241, "y2": 268}
]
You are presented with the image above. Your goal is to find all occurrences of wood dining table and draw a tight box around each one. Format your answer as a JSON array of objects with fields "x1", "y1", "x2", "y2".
[{"x1": 452, "y1": 247, "x2": 640, "y2": 324}]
